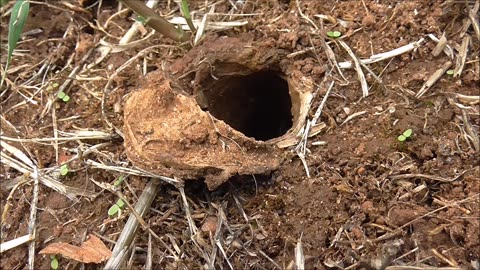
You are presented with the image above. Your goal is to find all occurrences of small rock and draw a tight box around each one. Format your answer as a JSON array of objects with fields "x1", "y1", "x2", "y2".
[
  {"x1": 362, "y1": 14, "x2": 376, "y2": 27},
  {"x1": 361, "y1": 200, "x2": 374, "y2": 214},
  {"x1": 201, "y1": 216, "x2": 218, "y2": 234}
]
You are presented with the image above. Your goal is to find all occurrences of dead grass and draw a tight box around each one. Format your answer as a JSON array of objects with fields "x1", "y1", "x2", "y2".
[{"x1": 1, "y1": 0, "x2": 479, "y2": 269}]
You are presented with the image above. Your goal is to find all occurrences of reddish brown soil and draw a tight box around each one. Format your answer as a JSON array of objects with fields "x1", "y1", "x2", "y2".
[{"x1": 1, "y1": 0, "x2": 479, "y2": 269}]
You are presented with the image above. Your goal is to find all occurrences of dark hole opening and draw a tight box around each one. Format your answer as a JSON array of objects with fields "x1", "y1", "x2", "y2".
[{"x1": 200, "y1": 70, "x2": 293, "y2": 141}]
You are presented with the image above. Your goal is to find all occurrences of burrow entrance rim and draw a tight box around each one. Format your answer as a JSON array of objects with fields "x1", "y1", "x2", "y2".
[{"x1": 196, "y1": 70, "x2": 293, "y2": 141}]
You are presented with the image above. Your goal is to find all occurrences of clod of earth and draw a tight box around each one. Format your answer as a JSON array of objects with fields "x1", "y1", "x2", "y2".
[{"x1": 124, "y1": 35, "x2": 314, "y2": 190}]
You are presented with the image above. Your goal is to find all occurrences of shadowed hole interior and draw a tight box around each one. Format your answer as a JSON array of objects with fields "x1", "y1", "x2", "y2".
[{"x1": 199, "y1": 70, "x2": 292, "y2": 141}]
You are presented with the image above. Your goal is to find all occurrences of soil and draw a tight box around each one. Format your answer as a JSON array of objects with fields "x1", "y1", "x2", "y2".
[{"x1": 1, "y1": 0, "x2": 479, "y2": 269}]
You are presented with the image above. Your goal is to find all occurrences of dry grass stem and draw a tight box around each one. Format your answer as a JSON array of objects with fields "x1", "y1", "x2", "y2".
[
  {"x1": 468, "y1": 0, "x2": 480, "y2": 40},
  {"x1": 104, "y1": 179, "x2": 161, "y2": 269},
  {"x1": 0, "y1": 130, "x2": 114, "y2": 143},
  {"x1": 340, "y1": 110, "x2": 367, "y2": 126},
  {"x1": 375, "y1": 193, "x2": 479, "y2": 243},
  {"x1": 454, "y1": 36, "x2": 471, "y2": 77},
  {"x1": 1, "y1": 141, "x2": 94, "y2": 200},
  {"x1": 415, "y1": 61, "x2": 453, "y2": 98},
  {"x1": 385, "y1": 266, "x2": 461, "y2": 270},
  {"x1": 339, "y1": 38, "x2": 425, "y2": 69},
  {"x1": 0, "y1": 234, "x2": 35, "y2": 253},
  {"x1": 193, "y1": 5, "x2": 212, "y2": 45},
  {"x1": 338, "y1": 40, "x2": 369, "y2": 97},
  {"x1": 461, "y1": 109, "x2": 480, "y2": 152},
  {"x1": 294, "y1": 235, "x2": 305, "y2": 270},
  {"x1": 389, "y1": 170, "x2": 470, "y2": 183},
  {"x1": 430, "y1": 33, "x2": 450, "y2": 57},
  {"x1": 27, "y1": 167, "x2": 39, "y2": 269},
  {"x1": 169, "y1": 17, "x2": 248, "y2": 31}
]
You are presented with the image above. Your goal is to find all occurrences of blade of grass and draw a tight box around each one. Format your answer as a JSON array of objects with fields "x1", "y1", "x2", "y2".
[
  {"x1": 1, "y1": 0, "x2": 30, "y2": 89},
  {"x1": 180, "y1": 0, "x2": 196, "y2": 32}
]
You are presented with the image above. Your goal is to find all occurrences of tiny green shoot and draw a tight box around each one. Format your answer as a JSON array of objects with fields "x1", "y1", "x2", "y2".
[
  {"x1": 1, "y1": 0, "x2": 30, "y2": 89},
  {"x1": 397, "y1": 128, "x2": 413, "y2": 142},
  {"x1": 113, "y1": 175, "x2": 125, "y2": 187},
  {"x1": 180, "y1": 0, "x2": 195, "y2": 32},
  {"x1": 327, "y1": 31, "x2": 342, "y2": 38},
  {"x1": 57, "y1": 91, "x2": 70, "y2": 102},
  {"x1": 59, "y1": 164, "x2": 69, "y2": 176},
  {"x1": 116, "y1": 198, "x2": 125, "y2": 208},
  {"x1": 446, "y1": 69, "x2": 454, "y2": 75},
  {"x1": 50, "y1": 255, "x2": 59, "y2": 270},
  {"x1": 108, "y1": 199, "x2": 125, "y2": 217}
]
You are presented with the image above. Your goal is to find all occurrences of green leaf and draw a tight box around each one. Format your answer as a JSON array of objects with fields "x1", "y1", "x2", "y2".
[
  {"x1": 327, "y1": 31, "x2": 342, "y2": 38},
  {"x1": 108, "y1": 204, "x2": 120, "y2": 217},
  {"x1": 62, "y1": 95, "x2": 70, "y2": 102},
  {"x1": 57, "y1": 91, "x2": 66, "y2": 99},
  {"x1": 51, "y1": 258, "x2": 59, "y2": 270},
  {"x1": 1, "y1": 0, "x2": 30, "y2": 89},
  {"x1": 116, "y1": 199, "x2": 125, "y2": 208},
  {"x1": 446, "y1": 69, "x2": 454, "y2": 75},
  {"x1": 397, "y1": 135, "x2": 406, "y2": 142},
  {"x1": 59, "y1": 164, "x2": 69, "y2": 176},
  {"x1": 403, "y1": 128, "x2": 413, "y2": 138}
]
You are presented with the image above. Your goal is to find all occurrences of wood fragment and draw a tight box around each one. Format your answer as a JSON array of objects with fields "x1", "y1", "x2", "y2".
[
  {"x1": 454, "y1": 36, "x2": 470, "y2": 77},
  {"x1": 415, "y1": 61, "x2": 453, "y2": 98},
  {"x1": 431, "y1": 33, "x2": 448, "y2": 57},
  {"x1": 103, "y1": 180, "x2": 161, "y2": 269}
]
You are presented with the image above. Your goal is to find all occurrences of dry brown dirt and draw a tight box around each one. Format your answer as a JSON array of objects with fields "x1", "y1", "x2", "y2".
[{"x1": 1, "y1": 0, "x2": 479, "y2": 269}]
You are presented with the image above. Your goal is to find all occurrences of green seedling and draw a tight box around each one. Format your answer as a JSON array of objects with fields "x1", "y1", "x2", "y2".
[
  {"x1": 327, "y1": 31, "x2": 342, "y2": 38},
  {"x1": 397, "y1": 128, "x2": 413, "y2": 142},
  {"x1": 446, "y1": 69, "x2": 454, "y2": 75},
  {"x1": 50, "y1": 255, "x2": 59, "y2": 270},
  {"x1": 59, "y1": 164, "x2": 69, "y2": 176},
  {"x1": 108, "y1": 199, "x2": 125, "y2": 217},
  {"x1": 1, "y1": 0, "x2": 30, "y2": 89},
  {"x1": 57, "y1": 91, "x2": 70, "y2": 102}
]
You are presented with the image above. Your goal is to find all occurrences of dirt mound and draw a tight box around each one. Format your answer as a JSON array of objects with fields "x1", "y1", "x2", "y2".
[{"x1": 123, "y1": 35, "x2": 314, "y2": 189}]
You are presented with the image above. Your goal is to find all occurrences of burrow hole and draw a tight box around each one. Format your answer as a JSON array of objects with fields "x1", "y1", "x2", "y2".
[{"x1": 198, "y1": 70, "x2": 293, "y2": 141}]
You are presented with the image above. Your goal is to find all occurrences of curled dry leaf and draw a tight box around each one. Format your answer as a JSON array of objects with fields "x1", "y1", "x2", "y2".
[{"x1": 39, "y1": 234, "x2": 111, "y2": 264}]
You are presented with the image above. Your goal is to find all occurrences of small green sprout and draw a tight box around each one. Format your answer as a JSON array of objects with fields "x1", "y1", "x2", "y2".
[
  {"x1": 446, "y1": 69, "x2": 454, "y2": 75},
  {"x1": 116, "y1": 198, "x2": 125, "y2": 208},
  {"x1": 397, "y1": 128, "x2": 413, "y2": 142},
  {"x1": 108, "y1": 199, "x2": 125, "y2": 217},
  {"x1": 327, "y1": 31, "x2": 342, "y2": 38},
  {"x1": 113, "y1": 175, "x2": 125, "y2": 187},
  {"x1": 59, "y1": 164, "x2": 69, "y2": 176},
  {"x1": 57, "y1": 91, "x2": 70, "y2": 102},
  {"x1": 50, "y1": 255, "x2": 59, "y2": 270}
]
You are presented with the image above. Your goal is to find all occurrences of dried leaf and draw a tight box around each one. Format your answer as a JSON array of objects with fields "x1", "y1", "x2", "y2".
[{"x1": 39, "y1": 235, "x2": 111, "y2": 264}]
